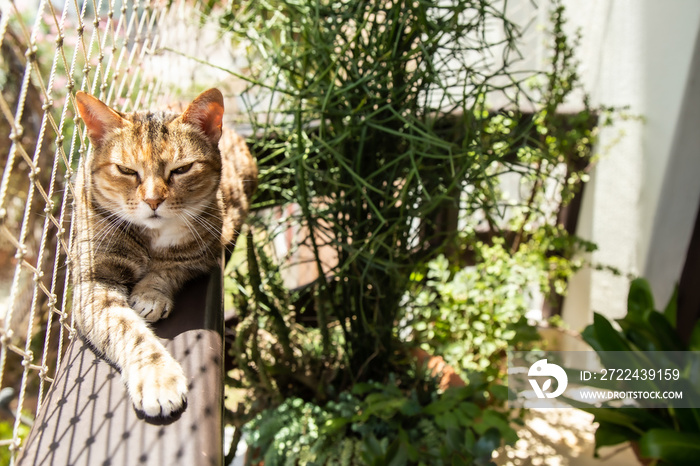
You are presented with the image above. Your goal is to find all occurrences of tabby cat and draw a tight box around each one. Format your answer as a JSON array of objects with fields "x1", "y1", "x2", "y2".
[{"x1": 72, "y1": 88, "x2": 256, "y2": 417}]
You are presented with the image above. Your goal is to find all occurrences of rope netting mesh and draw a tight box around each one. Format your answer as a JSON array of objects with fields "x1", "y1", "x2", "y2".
[{"x1": 0, "y1": 0, "x2": 179, "y2": 460}]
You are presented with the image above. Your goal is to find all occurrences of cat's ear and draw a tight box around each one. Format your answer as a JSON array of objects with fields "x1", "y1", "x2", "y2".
[
  {"x1": 179, "y1": 88, "x2": 224, "y2": 145},
  {"x1": 75, "y1": 91, "x2": 128, "y2": 146}
]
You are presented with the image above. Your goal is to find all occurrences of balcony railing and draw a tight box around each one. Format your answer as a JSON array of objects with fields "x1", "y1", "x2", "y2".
[{"x1": 0, "y1": 1, "x2": 230, "y2": 464}]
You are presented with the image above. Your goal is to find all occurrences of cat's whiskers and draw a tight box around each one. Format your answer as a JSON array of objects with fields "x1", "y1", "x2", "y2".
[
  {"x1": 93, "y1": 212, "x2": 129, "y2": 254},
  {"x1": 183, "y1": 209, "x2": 222, "y2": 238},
  {"x1": 198, "y1": 206, "x2": 244, "y2": 249},
  {"x1": 197, "y1": 205, "x2": 242, "y2": 235},
  {"x1": 176, "y1": 212, "x2": 218, "y2": 261},
  {"x1": 90, "y1": 202, "x2": 133, "y2": 253},
  {"x1": 179, "y1": 209, "x2": 222, "y2": 246}
]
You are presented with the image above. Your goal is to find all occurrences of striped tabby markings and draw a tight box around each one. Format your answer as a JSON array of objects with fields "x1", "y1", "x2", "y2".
[{"x1": 73, "y1": 89, "x2": 227, "y2": 417}]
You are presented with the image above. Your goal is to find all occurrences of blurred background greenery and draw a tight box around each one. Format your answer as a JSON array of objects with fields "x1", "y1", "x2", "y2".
[{"x1": 207, "y1": 0, "x2": 613, "y2": 463}]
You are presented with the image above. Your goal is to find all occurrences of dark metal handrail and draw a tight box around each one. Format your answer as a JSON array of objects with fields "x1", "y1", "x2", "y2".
[{"x1": 16, "y1": 268, "x2": 224, "y2": 466}]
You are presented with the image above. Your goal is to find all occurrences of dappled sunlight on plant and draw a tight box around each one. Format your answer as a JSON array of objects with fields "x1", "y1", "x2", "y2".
[
  {"x1": 245, "y1": 376, "x2": 517, "y2": 465},
  {"x1": 399, "y1": 229, "x2": 592, "y2": 381},
  {"x1": 213, "y1": 0, "x2": 624, "y2": 462}
]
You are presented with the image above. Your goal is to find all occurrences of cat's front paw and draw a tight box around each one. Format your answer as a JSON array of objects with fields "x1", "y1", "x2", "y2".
[
  {"x1": 129, "y1": 287, "x2": 173, "y2": 322},
  {"x1": 126, "y1": 354, "x2": 188, "y2": 418}
]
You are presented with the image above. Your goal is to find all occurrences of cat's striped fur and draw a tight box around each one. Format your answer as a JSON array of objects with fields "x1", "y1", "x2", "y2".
[{"x1": 72, "y1": 89, "x2": 256, "y2": 417}]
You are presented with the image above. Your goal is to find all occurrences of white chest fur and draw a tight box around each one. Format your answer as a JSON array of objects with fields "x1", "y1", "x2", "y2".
[{"x1": 149, "y1": 222, "x2": 192, "y2": 249}]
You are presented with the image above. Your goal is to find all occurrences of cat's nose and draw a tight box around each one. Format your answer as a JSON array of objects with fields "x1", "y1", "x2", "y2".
[{"x1": 144, "y1": 198, "x2": 164, "y2": 211}]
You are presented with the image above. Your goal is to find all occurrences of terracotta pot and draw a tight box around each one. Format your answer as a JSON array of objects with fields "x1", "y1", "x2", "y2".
[{"x1": 410, "y1": 347, "x2": 466, "y2": 390}]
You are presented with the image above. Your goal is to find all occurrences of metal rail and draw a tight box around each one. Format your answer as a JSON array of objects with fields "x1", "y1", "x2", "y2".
[
  {"x1": 0, "y1": 1, "x2": 239, "y2": 463},
  {"x1": 16, "y1": 269, "x2": 224, "y2": 466}
]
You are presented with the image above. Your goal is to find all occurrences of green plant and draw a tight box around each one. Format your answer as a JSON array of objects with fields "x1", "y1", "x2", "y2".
[
  {"x1": 402, "y1": 239, "x2": 546, "y2": 380},
  {"x1": 221, "y1": 0, "x2": 529, "y2": 404},
  {"x1": 575, "y1": 278, "x2": 700, "y2": 466},
  {"x1": 401, "y1": 221, "x2": 596, "y2": 380},
  {"x1": 229, "y1": 0, "x2": 527, "y2": 377},
  {"x1": 212, "y1": 0, "x2": 615, "y2": 461},
  {"x1": 0, "y1": 417, "x2": 30, "y2": 465},
  {"x1": 221, "y1": 0, "x2": 602, "y2": 390},
  {"x1": 244, "y1": 375, "x2": 517, "y2": 466}
]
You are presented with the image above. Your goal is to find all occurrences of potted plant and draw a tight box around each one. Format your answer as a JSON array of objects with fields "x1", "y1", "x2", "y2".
[
  {"x1": 209, "y1": 0, "x2": 610, "y2": 463},
  {"x1": 243, "y1": 374, "x2": 516, "y2": 466},
  {"x1": 573, "y1": 278, "x2": 700, "y2": 466}
]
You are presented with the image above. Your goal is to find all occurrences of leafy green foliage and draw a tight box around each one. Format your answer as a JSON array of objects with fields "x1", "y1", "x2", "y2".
[
  {"x1": 0, "y1": 418, "x2": 29, "y2": 465},
  {"x1": 401, "y1": 219, "x2": 596, "y2": 381},
  {"x1": 214, "y1": 0, "x2": 614, "y2": 461},
  {"x1": 244, "y1": 376, "x2": 516, "y2": 466},
  {"x1": 221, "y1": 0, "x2": 603, "y2": 393},
  {"x1": 221, "y1": 0, "x2": 532, "y2": 411},
  {"x1": 224, "y1": 0, "x2": 531, "y2": 382},
  {"x1": 578, "y1": 279, "x2": 700, "y2": 465},
  {"x1": 401, "y1": 239, "x2": 546, "y2": 379},
  {"x1": 638, "y1": 429, "x2": 700, "y2": 466}
]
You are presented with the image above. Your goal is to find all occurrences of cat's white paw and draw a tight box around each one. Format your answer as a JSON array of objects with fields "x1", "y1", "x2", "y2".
[
  {"x1": 129, "y1": 288, "x2": 173, "y2": 322},
  {"x1": 126, "y1": 354, "x2": 188, "y2": 417}
]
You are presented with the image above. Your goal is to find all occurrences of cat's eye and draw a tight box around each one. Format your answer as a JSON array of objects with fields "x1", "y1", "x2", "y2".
[
  {"x1": 171, "y1": 163, "x2": 194, "y2": 175},
  {"x1": 116, "y1": 165, "x2": 138, "y2": 176}
]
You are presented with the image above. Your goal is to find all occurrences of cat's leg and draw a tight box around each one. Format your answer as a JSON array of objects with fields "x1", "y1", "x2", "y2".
[
  {"x1": 74, "y1": 280, "x2": 188, "y2": 417},
  {"x1": 128, "y1": 269, "x2": 192, "y2": 322},
  {"x1": 128, "y1": 258, "x2": 209, "y2": 322},
  {"x1": 129, "y1": 273, "x2": 176, "y2": 322}
]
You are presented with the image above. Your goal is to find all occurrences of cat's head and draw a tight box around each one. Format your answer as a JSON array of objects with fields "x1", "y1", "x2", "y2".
[{"x1": 75, "y1": 89, "x2": 224, "y2": 232}]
